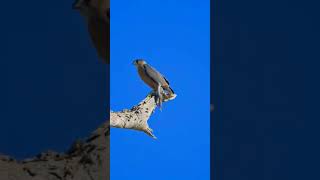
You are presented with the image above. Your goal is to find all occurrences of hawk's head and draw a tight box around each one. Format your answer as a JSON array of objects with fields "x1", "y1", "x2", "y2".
[{"x1": 133, "y1": 59, "x2": 147, "y2": 67}]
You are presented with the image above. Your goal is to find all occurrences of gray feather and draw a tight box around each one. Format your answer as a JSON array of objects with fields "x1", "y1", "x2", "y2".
[{"x1": 143, "y1": 64, "x2": 168, "y2": 86}]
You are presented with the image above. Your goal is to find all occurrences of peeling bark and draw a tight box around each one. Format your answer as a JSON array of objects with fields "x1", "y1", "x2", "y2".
[{"x1": 110, "y1": 92, "x2": 177, "y2": 139}]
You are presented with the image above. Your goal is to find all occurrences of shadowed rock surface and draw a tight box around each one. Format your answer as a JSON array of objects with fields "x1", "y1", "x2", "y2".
[{"x1": 0, "y1": 121, "x2": 109, "y2": 180}]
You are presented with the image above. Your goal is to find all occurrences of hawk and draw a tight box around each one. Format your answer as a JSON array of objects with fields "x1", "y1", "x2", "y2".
[
  {"x1": 133, "y1": 59, "x2": 175, "y2": 109},
  {"x1": 73, "y1": 0, "x2": 110, "y2": 64}
]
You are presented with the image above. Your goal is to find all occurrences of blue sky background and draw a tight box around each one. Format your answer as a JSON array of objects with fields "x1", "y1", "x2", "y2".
[
  {"x1": 0, "y1": 1, "x2": 107, "y2": 159},
  {"x1": 213, "y1": 0, "x2": 318, "y2": 179},
  {"x1": 110, "y1": 0, "x2": 210, "y2": 179}
]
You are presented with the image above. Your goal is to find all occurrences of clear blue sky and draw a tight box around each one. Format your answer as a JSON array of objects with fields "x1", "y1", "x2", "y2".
[
  {"x1": 213, "y1": 0, "x2": 317, "y2": 179},
  {"x1": 0, "y1": 1, "x2": 107, "y2": 159},
  {"x1": 111, "y1": 0, "x2": 210, "y2": 179}
]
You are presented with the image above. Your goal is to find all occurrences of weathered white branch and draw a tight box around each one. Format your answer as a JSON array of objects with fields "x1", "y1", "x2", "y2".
[{"x1": 110, "y1": 92, "x2": 176, "y2": 139}]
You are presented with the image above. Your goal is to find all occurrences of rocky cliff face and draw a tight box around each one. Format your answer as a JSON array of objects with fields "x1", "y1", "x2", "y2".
[{"x1": 0, "y1": 121, "x2": 109, "y2": 180}]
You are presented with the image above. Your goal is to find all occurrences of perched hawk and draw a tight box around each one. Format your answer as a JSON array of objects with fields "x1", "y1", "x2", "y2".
[
  {"x1": 133, "y1": 59, "x2": 175, "y2": 109},
  {"x1": 73, "y1": 0, "x2": 110, "y2": 64}
]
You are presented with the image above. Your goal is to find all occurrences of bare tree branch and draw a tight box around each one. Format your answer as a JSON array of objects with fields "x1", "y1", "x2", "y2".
[
  {"x1": 0, "y1": 122, "x2": 110, "y2": 180},
  {"x1": 110, "y1": 92, "x2": 177, "y2": 139}
]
